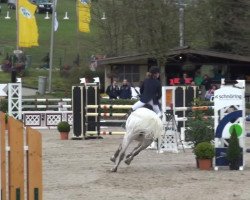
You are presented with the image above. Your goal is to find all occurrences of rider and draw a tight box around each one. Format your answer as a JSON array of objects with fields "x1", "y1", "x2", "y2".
[{"x1": 130, "y1": 66, "x2": 162, "y2": 117}]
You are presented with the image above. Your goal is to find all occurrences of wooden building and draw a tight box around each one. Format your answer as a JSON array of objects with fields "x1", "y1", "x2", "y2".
[{"x1": 97, "y1": 47, "x2": 250, "y2": 92}]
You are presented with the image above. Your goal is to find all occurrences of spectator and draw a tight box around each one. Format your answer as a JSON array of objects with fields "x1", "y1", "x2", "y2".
[
  {"x1": 202, "y1": 74, "x2": 212, "y2": 91},
  {"x1": 190, "y1": 81, "x2": 196, "y2": 86},
  {"x1": 204, "y1": 85, "x2": 217, "y2": 100},
  {"x1": 213, "y1": 70, "x2": 224, "y2": 81},
  {"x1": 194, "y1": 70, "x2": 203, "y2": 86},
  {"x1": 106, "y1": 80, "x2": 120, "y2": 99},
  {"x1": 180, "y1": 72, "x2": 193, "y2": 85},
  {"x1": 119, "y1": 79, "x2": 132, "y2": 99}
]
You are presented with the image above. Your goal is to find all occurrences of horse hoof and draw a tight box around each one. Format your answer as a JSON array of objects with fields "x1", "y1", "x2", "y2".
[
  {"x1": 126, "y1": 154, "x2": 131, "y2": 159},
  {"x1": 110, "y1": 156, "x2": 116, "y2": 163},
  {"x1": 110, "y1": 168, "x2": 117, "y2": 172},
  {"x1": 124, "y1": 159, "x2": 131, "y2": 165}
]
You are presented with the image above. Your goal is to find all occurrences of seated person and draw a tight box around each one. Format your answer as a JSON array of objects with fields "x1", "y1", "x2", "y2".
[{"x1": 204, "y1": 85, "x2": 217, "y2": 100}]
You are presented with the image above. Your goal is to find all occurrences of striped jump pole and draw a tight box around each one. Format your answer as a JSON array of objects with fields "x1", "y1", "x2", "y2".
[
  {"x1": 174, "y1": 106, "x2": 214, "y2": 111},
  {"x1": 86, "y1": 104, "x2": 132, "y2": 109},
  {"x1": 86, "y1": 113, "x2": 127, "y2": 117},
  {"x1": 23, "y1": 104, "x2": 72, "y2": 109},
  {"x1": 23, "y1": 98, "x2": 71, "y2": 102},
  {"x1": 86, "y1": 131, "x2": 126, "y2": 135}
]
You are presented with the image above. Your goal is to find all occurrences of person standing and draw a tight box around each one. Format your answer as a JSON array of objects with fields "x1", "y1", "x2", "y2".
[
  {"x1": 119, "y1": 79, "x2": 132, "y2": 99},
  {"x1": 131, "y1": 66, "x2": 162, "y2": 117},
  {"x1": 194, "y1": 70, "x2": 203, "y2": 86},
  {"x1": 106, "y1": 80, "x2": 120, "y2": 99},
  {"x1": 202, "y1": 74, "x2": 212, "y2": 91}
]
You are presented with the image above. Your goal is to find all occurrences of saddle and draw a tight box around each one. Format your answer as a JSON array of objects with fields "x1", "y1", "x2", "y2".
[{"x1": 143, "y1": 104, "x2": 153, "y2": 111}]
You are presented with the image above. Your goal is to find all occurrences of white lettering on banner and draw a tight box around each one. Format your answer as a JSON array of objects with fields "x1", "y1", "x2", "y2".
[{"x1": 0, "y1": 84, "x2": 7, "y2": 96}]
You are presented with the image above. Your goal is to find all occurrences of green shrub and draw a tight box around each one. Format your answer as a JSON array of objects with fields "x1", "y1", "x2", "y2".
[
  {"x1": 0, "y1": 98, "x2": 8, "y2": 113},
  {"x1": 185, "y1": 112, "x2": 214, "y2": 147},
  {"x1": 57, "y1": 121, "x2": 70, "y2": 132},
  {"x1": 194, "y1": 142, "x2": 215, "y2": 159},
  {"x1": 100, "y1": 98, "x2": 137, "y2": 105},
  {"x1": 226, "y1": 128, "x2": 242, "y2": 162}
]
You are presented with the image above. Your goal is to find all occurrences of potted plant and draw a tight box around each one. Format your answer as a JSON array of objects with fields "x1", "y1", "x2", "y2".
[
  {"x1": 194, "y1": 142, "x2": 215, "y2": 170},
  {"x1": 185, "y1": 103, "x2": 214, "y2": 167},
  {"x1": 226, "y1": 128, "x2": 242, "y2": 170},
  {"x1": 57, "y1": 121, "x2": 70, "y2": 140}
]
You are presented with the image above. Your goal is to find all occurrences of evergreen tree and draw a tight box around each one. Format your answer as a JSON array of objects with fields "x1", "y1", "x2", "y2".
[{"x1": 208, "y1": 0, "x2": 250, "y2": 54}]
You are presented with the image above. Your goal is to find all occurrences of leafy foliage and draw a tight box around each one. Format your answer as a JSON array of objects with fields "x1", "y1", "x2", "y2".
[
  {"x1": 226, "y1": 128, "x2": 242, "y2": 162},
  {"x1": 57, "y1": 121, "x2": 70, "y2": 132},
  {"x1": 185, "y1": 113, "x2": 214, "y2": 147},
  {"x1": 0, "y1": 98, "x2": 8, "y2": 113},
  {"x1": 194, "y1": 142, "x2": 215, "y2": 159}
]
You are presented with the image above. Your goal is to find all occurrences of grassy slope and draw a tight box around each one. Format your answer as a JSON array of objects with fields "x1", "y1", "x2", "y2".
[{"x1": 0, "y1": 1, "x2": 98, "y2": 94}]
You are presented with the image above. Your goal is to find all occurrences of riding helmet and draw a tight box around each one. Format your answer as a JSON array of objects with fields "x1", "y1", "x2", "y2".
[{"x1": 149, "y1": 66, "x2": 160, "y2": 74}]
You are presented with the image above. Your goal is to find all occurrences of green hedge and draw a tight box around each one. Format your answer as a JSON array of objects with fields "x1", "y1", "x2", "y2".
[
  {"x1": 100, "y1": 98, "x2": 137, "y2": 113},
  {"x1": 100, "y1": 98, "x2": 137, "y2": 105},
  {"x1": 0, "y1": 98, "x2": 8, "y2": 113}
]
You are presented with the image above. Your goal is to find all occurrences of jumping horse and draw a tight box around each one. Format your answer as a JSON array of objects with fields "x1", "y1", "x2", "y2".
[{"x1": 110, "y1": 107, "x2": 163, "y2": 172}]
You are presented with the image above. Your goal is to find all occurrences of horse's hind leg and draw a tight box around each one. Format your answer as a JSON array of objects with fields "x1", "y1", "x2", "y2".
[
  {"x1": 111, "y1": 136, "x2": 131, "y2": 172},
  {"x1": 124, "y1": 137, "x2": 153, "y2": 165},
  {"x1": 126, "y1": 140, "x2": 143, "y2": 160},
  {"x1": 110, "y1": 144, "x2": 122, "y2": 163}
]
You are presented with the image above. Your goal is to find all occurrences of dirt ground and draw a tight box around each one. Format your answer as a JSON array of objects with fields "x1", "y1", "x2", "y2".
[{"x1": 41, "y1": 125, "x2": 250, "y2": 200}]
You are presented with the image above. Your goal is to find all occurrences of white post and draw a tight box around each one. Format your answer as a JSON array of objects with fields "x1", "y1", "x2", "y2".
[
  {"x1": 5, "y1": 11, "x2": 11, "y2": 19},
  {"x1": 63, "y1": 11, "x2": 69, "y2": 20},
  {"x1": 48, "y1": 0, "x2": 57, "y2": 93},
  {"x1": 44, "y1": 11, "x2": 50, "y2": 19}
]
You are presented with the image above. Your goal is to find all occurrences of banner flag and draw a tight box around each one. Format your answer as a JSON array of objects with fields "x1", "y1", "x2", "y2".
[
  {"x1": 18, "y1": 0, "x2": 39, "y2": 47},
  {"x1": 77, "y1": 0, "x2": 91, "y2": 33},
  {"x1": 54, "y1": 12, "x2": 59, "y2": 31}
]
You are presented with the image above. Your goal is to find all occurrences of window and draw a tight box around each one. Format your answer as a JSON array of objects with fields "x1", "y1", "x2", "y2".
[{"x1": 113, "y1": 65, "x2": 140, "y2": 83}]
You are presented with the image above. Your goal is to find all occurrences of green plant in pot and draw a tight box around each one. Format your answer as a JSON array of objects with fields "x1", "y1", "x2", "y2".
[
  {"x1": 226, "y1": 127, "x2": 242, "y2": 170},
  {"x1": 57, "y1": 121, "x2": 70, "y2": 140},
  {"x1": 185, "y1": 100, "x2": 214, "y2": 168},
  {"x1": 194, "y1": 142, "x2": 215, "y2": 170},
  {"x1": 185, "y1": 98, "x2": 214, "y2": 148},
  {"x1": 185, "y1": 110, "x2": 214, "y2": 148}
]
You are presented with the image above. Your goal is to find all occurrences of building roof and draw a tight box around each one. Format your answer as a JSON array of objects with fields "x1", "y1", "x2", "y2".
[{"x1": 97, "y1": 48, "x2": 250, "y2": 66}]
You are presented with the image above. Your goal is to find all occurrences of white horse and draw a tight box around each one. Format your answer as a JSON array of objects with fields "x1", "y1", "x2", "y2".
[{"x1": 110, "y1": 107, "x2": 163, "y2": 172}]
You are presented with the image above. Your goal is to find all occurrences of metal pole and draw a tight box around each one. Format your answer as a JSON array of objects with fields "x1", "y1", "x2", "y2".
[
  {"x1": 179, "y1": 0, "x2": 185, "y2": 47},
  {"x1": 48, "y1": 0, "x2": 57, "y2": 93},
  {"x1": 16, "y1": 0, "x2": 19, "y2": 49}
]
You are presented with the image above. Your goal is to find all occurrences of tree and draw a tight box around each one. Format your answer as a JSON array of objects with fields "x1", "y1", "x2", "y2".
[
  {"x1": 209, "y1": 0, "x2": 250, "y2": 54},
  {"x1": 91, "y1": 0, "x2": 179, "y2": 56}
]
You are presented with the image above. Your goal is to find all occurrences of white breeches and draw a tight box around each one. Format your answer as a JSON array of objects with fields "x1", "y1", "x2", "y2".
[{"x1": 132, "y1": 100, "x2": 161, "y2": 116}]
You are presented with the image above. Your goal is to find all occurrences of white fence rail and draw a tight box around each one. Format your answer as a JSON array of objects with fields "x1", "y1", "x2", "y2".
[{"x1": 22, "y1": 111, "x2": 73, "y2": 129}]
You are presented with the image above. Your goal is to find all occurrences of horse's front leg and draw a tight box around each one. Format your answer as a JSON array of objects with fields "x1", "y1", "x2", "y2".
[{"x1": 124, "y1": 137, "x2": 153, "y2": 165}]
